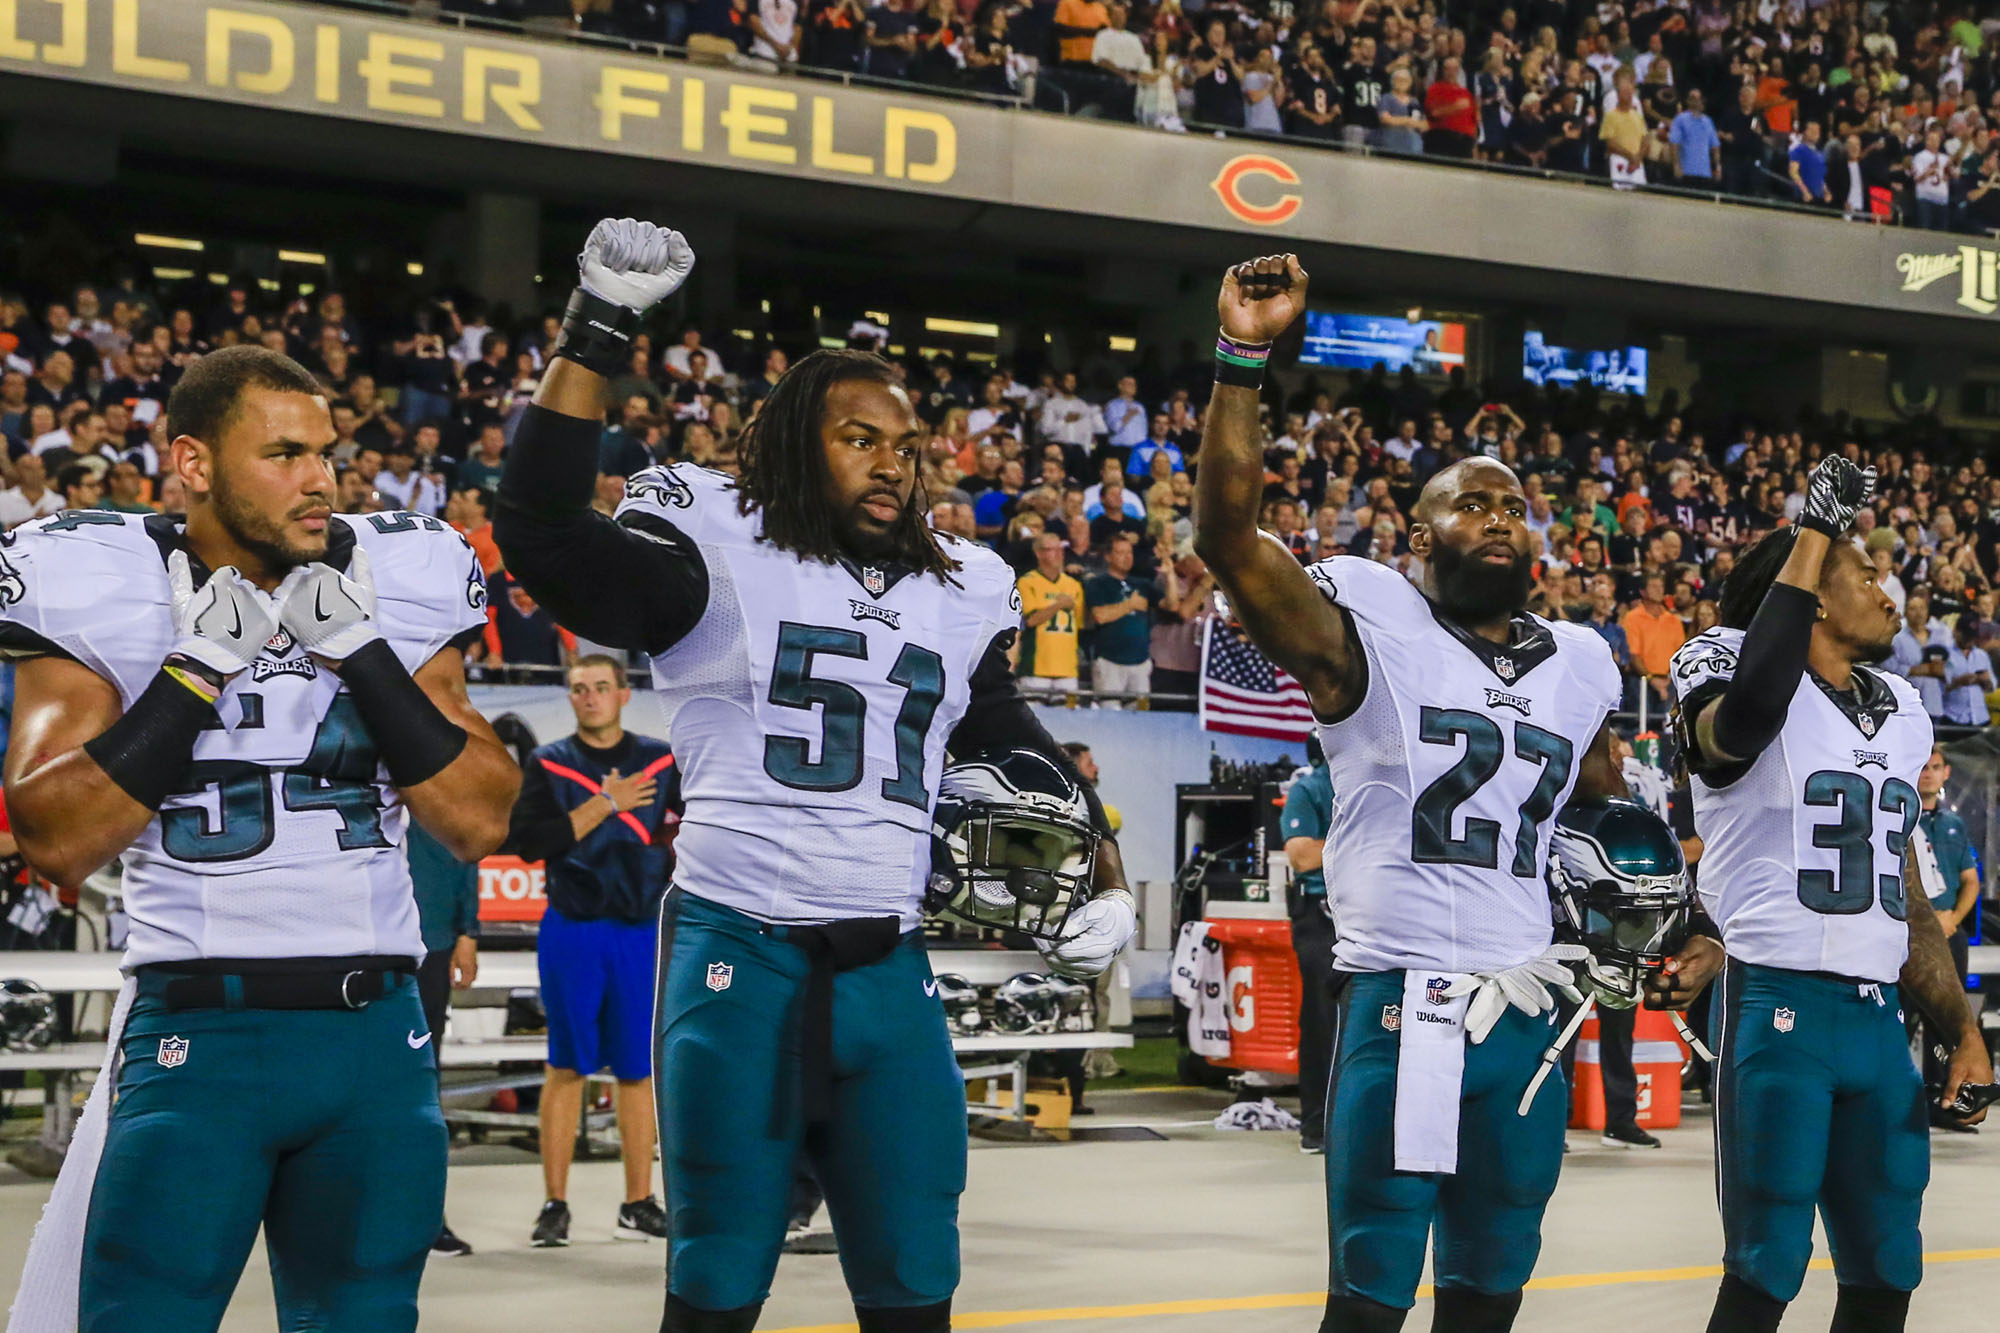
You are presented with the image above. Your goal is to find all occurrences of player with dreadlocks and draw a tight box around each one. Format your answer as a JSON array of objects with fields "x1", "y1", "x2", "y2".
[
  {"x1": 494, "y1": 220, "x2": 1134, "y2": 1333},
  {"x1": 1652, "y1": 461, "x2": 1992, "y2": 1333}
]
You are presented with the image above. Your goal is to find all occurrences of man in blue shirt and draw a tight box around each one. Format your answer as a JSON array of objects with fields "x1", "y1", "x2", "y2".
[
  {"x1": 1669, "y1": 89, "x2": 1722, "y2": 182},
  {"x1": 1788, "y1": 121, "x2": 1831, "y2": 205},
  {"x1": 1942, "y1": 615, "x2": 1995, "y2": 726},
  {"x1": 1916, "y1": 745, "x2": 1983, "y2": 1118},
  {"x1": 1083, "y1": 533, "x2": 1158, "y2": 705},
  {"x1": 1886, "y1": 591, "x2": 1950, "y2": 719},
  {"x1": 1282, "y1": 741, "x2": 1338, "y2": 1154},
  {"x1": 505, "y1": 655, "x2": 681, "y2": 1246},
  {"x1": 1127, "y1": 413, "x2": 1188, "y2": 481}
]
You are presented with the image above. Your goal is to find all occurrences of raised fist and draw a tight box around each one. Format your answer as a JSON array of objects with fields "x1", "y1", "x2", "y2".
[
  {"x1": 1217, "y1": 254, "x2": 1309, "y2": 348},
  {"x1": 578, "y1": 218, "x2": 696, "y2": 315},
  {"x1": 1798, "y1": 455, "x2": 1876, "y2": 538}
]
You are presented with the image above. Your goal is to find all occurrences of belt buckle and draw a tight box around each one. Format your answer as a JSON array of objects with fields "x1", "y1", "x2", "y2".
[{"x1": 339, "y1": 970, "x2": 366, "y2": 1010}]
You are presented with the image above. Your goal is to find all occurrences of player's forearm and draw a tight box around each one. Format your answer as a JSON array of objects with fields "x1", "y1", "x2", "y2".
[
  {"x1": 1901, "y1": 872, "x2": 1979, "y2": 1045},
  {"x1": 1571, "y1": 722, "x2": 1631, "y2": 801},
  {"x1": 400, "y1": 734, "x2": 520, "y2": 862},
  {"x1": 1192, "y1": 385, "x2": 1267, "y2": 555}
]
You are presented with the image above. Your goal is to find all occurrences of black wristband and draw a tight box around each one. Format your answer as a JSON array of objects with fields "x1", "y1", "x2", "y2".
[
  {"x1": 337, "y1": 639, "x2": 468, "y2": 788},
  {"x1": 82, "y1": 667, "x2": 218, "y2": 811},
  {"x1": 553, "y1": 286, "x2": 643, "y2": 378}
]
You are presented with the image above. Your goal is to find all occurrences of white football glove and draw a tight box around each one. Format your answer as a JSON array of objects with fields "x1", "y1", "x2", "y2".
[
  {"x1": 167, "y1": 549, "x2": 280, "y2": 679},
  {"x1": 1034, "y1": 890, "x2": 1137, "y2": 980},
  {"x1": 1445, "y1": 942, "x2": 1588, "y2": 1044},
  {"x1": 578, "y1": 218, "x2": 696, "y2": 315},
  {"x1": 276, "y1": 547, "x2": 380, "y2": 662}
]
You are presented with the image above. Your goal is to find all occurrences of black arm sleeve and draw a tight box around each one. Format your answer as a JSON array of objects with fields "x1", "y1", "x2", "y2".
[
  {"x1": 946, "y1": 629, "x2": 1117, "y2": 840},
  {"x1": 492, "y1": 404, "x2": 709, "y2": 655},
  {"x1": 1702, "y1": 581, "x2": 1819, "y2": 767},
  {"x1": 502, "y1": 755, "x2": 578, "y2": 863}
]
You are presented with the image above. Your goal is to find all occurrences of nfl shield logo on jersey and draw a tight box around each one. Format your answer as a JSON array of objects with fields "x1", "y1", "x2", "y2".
[
  {"x1": 1493, "y1": 656, "x2": 1517, "y2": 682},
  {"x1": 157, "y1": 1036, "x2": 189, "y2": 1068},
  {"x1": 862, "y1": 566, "x2": 887, "y2": 596},
  {"x1": 1858, "y1": 712, "x2": 1877, "y2": 737},
  {"x1": 1425, "y1": 976, "x2": 1451, "y2": 1005},
  {"x1": 1381, "y1": 1004, "x2": 1402, "y2": 1031},
  {"x1": 706, "y1": 962, "x2": 733, "y2": 993},
  {"x1": 1773, "y1": 1006, "x2": 1796, "y2": 1034}
]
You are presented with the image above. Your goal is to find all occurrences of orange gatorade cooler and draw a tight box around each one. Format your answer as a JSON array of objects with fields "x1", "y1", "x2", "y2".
[
  {"x1": 1569, "y1": 1005, "x2": 1688, "y2": 1131},
  {"x1": 1203, "y1": 918, "x2": 1301, "y2": 1076}
]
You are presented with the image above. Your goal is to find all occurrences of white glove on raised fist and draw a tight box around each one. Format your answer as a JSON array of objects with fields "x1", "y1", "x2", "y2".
[
  {"x1": 1034, "y1": 890, "x2": 1137, "y2": 980},
  {"x1": 579, "y1": 218, "x2": 696, "y2": 315},
  {"x1": 276, "y1": 547, "x2": 381, "y2": 663},
  {"x1": 167, "y1": 550, "x2": 280, "y2": 679}
]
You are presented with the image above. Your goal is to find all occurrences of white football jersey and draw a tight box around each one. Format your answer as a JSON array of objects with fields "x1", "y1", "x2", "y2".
[
  {"x1": 0, "y1": 510, "x2": 486, "y2": 968},
  {"x1": 1308, "y1": 557, "x2": 1622, "y2": 974},
  {"x1": 1672, "y1": 626, "x2": 1931, "y2": 982},
  {"x1": 616, "y1": 464, "x2": 1020, "y2": 926}
]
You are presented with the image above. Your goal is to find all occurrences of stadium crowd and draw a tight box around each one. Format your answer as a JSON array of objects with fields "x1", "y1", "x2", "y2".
[
  {"x1": 346, "y1": 0, "x2": 2000, "y2": 229},
  {"x1": 1, "y1": 276, "x2": 1996, "y2": 723}
]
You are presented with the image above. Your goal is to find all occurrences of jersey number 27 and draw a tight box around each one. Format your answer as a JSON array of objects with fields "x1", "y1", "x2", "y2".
[{"x1": 1410, "y1": 706, "x2": 1575, "y2": 877}]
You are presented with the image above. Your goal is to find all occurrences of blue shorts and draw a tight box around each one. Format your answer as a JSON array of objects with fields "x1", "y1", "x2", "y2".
[{"x1": 538, "y1": 906, "x2": 659, "y2": 1080}]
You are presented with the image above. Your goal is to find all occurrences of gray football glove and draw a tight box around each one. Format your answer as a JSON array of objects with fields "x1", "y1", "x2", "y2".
[
  {"x1": 167, "y1": 550, "x2": 280, "y2": 679},
  {"x1": 1033, "y1": 890, "x2": 1137, "y2": 980},
  {"x1": 1798, "y1": 455, "x2": 1876, "y2": 538},
  {"x1": 578, "y1": 218, "x2": 695, "y2": 315},
  {"x1": 275, "y1": 547, "x2": 380, "y2": 662}
]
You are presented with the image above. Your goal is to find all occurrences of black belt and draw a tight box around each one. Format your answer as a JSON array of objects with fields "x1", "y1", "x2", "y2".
[
  {"x1": 142, "y1": 956, "x2": 418, "y2": 1012},
  {"x1": 764, "y1": 918, "x2": 902, "y2": 1135}
]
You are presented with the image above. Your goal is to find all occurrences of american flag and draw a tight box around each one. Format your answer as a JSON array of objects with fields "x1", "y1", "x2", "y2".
[{"x1": 1198, "y1": 618, "x2": 1315, "y2": 741}]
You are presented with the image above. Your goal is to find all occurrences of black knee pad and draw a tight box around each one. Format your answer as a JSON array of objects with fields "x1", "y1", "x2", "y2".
[
  {"x1": 1706, "y1": 1274, "x2": 1786, "y2": 1333},
  {"x1": 1321, "y1": 1292, "x2": 1410, "y2": 1333},
  {"x1": 1430, "y1": 1286, "x2": 1523, "y2": 1332},
  {"x1": 854, "y1": 1299, "x2": 951, "y2": 1332},
  {"x1": 1830, "y1": 1285, "x2": 1910, "y2": 1333},
  {"x1": 660, "y1": 1291, "x2": 763, "y2": 1332}
]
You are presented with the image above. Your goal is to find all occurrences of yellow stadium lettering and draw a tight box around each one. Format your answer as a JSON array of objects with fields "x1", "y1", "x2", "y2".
[
  {"x1": 883, "y1": 107, "x2": 955, "y2": 183},
  {"x1": 597, "y1": 66, "x2": 670, "y2": 141},
  {"x1": 5, "y1": 0, "x2": 88, "y2": 69},
  {"x1": 681, "y1": 75, "x2": 705, "y2": 152},
  {"x1": 811, "y1": 96, "x2": 874, "y2": 175},
  {"x1": 358, "y1": 31, "x2": 444, "y2": 118},
  {"x1": 720, "y1": 84, "x2": 796, "y2": 165},
  {"x1": 0, "y1": 0, "x2": 36, "y2": 63},
  {"x1": 206, "y1": 10, "x2": 295, "y2": 95},
  {"x1": 314, "y1": 23, "x2": 338, "y2": 102},
  {"x1": 112, "y1": 0, "x2": 190, "y2": 82},
  {"x1": 464, "y1": 48, "x2": 542, "y2": 130}
]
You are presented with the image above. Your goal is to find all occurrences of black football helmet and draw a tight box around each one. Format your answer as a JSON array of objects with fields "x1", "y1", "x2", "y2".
[
  {"x1": 0, "y1": 979, "x2": 55, "y2": 1052},
  {"x1": 928, "y1": 749, "x2": 1100, "y2": 940},
  {"x1": 1549, "y1": 798, "x2": 1694, "y2": 1004}
]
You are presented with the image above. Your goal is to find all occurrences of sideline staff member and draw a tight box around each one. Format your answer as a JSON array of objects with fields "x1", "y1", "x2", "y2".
[
  {"x1": 1281, "y1": 738, "x2": 1336, "y2": 1155},
  {"x1": 505, "y1": 655, "x2": 680, "y2": 1246},
  {"x1": 1916, "y1": 743, "x2": 1982, "y2": 1113}
]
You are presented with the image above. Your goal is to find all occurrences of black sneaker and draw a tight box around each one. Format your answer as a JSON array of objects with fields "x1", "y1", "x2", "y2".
[
  {"x1": 615, "y1": 1195, "x2": 669, "y2": 1241},
  {"x1": 1602, "y1": 1122, "x2": 1662, "y2": 1149},
  {"x1": 531, "y1": 1199, "x2": 571, "y2": 1247},
  {"x1": 1299, "y1": 1133, "x2": 1325, "y2": 1155},
  {"x1": 431, "y1": 1224, "x2": 473, "y2": 1257}
]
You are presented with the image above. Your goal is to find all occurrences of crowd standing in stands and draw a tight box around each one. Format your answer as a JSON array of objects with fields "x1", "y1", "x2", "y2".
[
  {"x1": 376, "y1": 1, "x2": 2000, "y2": 230},
  {"x1": 2, "y1": 267, "x2": 1996, "y2": 721}
]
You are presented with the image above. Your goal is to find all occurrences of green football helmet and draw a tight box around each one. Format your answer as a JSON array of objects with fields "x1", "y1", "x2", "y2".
[{"x1": 1548, "y1": 798, "x2": 1693, "y2": 1006}]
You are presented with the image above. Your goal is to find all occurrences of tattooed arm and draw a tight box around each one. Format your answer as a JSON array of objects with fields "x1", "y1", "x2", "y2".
[{"x1": 1901, "y1": 852, "x2": 1992, "y2": 1123}]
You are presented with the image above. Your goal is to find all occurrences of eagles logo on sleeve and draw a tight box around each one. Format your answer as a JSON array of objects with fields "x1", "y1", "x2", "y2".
[
  {"x1": 465, "y1": 550, "x2": 488, "y2": 612},
  {"x1": 0, "y1": 551, "x2": 23, "y2": 608},
  {"x1": 626, "y1": 467, "x2": 696, "y2": 511},
  {"x1": 1307, "y1": 562, "x2": 1338, "y2": 602}
]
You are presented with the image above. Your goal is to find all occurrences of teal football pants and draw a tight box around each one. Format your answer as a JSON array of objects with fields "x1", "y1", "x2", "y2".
[
  {"x1": 655, "y1": 890, "x2": 966, "y2": 1314},
  {"x1": 1710, "y1": 960, "x2": 1928, "y2": 1302},
  {"x1": 80, "y1": 972, "x2": 444, "y2": 1332},
  {"x1": 1325, "y1": 970, "x2": 1569, "y2": 1308}
]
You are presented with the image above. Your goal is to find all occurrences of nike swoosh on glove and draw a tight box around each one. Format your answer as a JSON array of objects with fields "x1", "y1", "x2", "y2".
[
  {"x1": 579, "y1": 218, "x2": 696, "y2": 315},
  {"x1": 1034, "y1": 891, "x2": 1137, "y2": 980},
  {"x1": 167, "y1": 549, "x2": 280, "y2": 677},
  {"x1": 276, "y1": 546, "x2": 381, "y2": 662},
  {"x1": 1444, "y1": 943, "x2": 1588, "y2": 1044}
]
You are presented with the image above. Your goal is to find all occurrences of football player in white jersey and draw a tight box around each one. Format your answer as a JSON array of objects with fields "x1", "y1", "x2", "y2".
[
  {"x1": 1650, "y1": 456, "x2": 1991, "y2": 1333},
  {"x1": 1194, "y1": 257, "x2": 1628, "y2": 1333},
  {"x1": 2, "y1": 346, "x2": 519, "y2": 1332},
  {"x1": 492, "y1": 219, "x2": 1135, "y2": 1333}
]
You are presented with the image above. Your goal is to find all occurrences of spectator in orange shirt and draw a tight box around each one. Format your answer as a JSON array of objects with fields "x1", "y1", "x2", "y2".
[
  {"x1": 1620, "y1": 572, "x2": 1686, "y2": 711},
  {"x1": 450, "y1": 484, "x2": 503, "y2": 577},
  {"x1": 1054, "y1": 0, "x2": 1110, "y2": 67}
]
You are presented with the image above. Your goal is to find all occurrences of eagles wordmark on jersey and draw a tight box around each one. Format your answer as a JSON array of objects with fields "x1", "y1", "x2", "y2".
[
  {"x1": 1672, "y1": 624, "x2": 1932, "y2": 982},
  {"x1": 0, "y1": 508, "x2": 486, "y2": 967}
]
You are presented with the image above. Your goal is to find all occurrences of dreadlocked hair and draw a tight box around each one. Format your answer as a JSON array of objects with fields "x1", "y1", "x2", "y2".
[
  {"x1": 734, "y1": 348, "x2": 960, "y2": 583},
  {"x1": 1718, "y1": 527, "x2": 1801, "y2": 630}
]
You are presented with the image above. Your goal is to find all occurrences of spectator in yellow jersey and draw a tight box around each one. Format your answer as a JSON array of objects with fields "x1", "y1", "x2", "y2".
[{"x1": 1017, "y1": 531, "x2": 1085, "y2": 699}]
